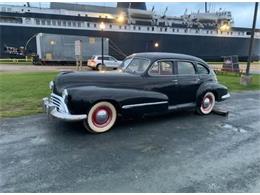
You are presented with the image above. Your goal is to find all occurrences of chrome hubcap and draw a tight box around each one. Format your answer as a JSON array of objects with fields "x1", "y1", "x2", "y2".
[
  {"x1": 95, "y1": 109, "x2": 109, "y2": 124},
  {"x1": 203, "y1": 97, "x2": 211, "y2": 108}
]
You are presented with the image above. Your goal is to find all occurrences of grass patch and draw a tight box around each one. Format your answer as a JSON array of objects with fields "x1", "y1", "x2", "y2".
[
  {"x1": 0, "y1": 71, "x2": 259, "y2": 118},
  {"x1": 217, "y1": 73, "x2": 260, "y2": 91},
  {"x1": 0, "y1": 72, "x2": 57, "y2": 118}
]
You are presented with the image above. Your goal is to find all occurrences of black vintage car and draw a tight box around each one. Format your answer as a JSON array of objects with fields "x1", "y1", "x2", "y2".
[{"x1": 43, "y1": 52, "x2": 230, "y2": 133}]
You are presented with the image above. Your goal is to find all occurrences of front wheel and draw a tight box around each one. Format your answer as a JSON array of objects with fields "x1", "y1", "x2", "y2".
[
  {"x1": 197, "y1": 92, "x2": 215, "y2": 115},
  {"x1": 83, "y1": 101, "x2": 117, "y2": 133}
]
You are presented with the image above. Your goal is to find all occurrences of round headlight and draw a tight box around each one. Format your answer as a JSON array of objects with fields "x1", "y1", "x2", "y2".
[
  {"x1": 49, "y1": 81, "x2": 54, "y2": 90},
  {"x1": 62, "y1": 89, "x2": 68, "y2": 99}
]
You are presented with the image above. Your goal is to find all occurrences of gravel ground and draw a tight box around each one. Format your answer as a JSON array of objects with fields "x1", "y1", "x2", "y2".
[{"x1": 0, "y1": 91, "x2": 260, "y2": 192}]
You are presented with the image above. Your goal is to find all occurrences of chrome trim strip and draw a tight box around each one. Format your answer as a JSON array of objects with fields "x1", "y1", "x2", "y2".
[
  {"x1": 122, "y1": 101, "x2": 168, "y2": 109},
  {"x1": 221, "y1": 93, "x2": 231, "y2": 100}
]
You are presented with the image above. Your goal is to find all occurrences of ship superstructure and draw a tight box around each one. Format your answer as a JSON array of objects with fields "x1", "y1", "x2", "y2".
[{"x1": 0, "y1": 2, "x2": 259, "y2": 60}]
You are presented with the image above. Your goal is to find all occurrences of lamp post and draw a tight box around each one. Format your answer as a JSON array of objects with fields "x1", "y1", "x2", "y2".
[{"x1": 99, "y1": 22, "x2": 105, "y2": 65}]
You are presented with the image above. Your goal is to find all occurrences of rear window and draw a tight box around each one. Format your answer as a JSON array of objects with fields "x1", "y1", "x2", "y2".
[{"x1": 109, "y1": 57, "x2": 116, "y2": 61}]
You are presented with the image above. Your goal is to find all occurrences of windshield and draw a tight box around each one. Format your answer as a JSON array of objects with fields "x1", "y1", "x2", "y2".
[
  {"x1": 120, "y1": 57, "x2": 133, "y2": 70},
  {"x1": 124, "y1": 58, "x2": 150, "y2": 74}
]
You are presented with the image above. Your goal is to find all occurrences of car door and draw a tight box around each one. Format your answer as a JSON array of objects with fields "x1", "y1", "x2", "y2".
[
  {"x1": 175, "y1": 60, "x2": 201, "y2": 104},
  {"x1": 145, "y1": 60, "x2": 179, "y2": 105},
  {"x1": 103, "y1": 57, "x2": 112, "y2": 67}
]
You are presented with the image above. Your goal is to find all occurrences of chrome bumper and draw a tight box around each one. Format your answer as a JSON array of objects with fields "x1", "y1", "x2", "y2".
[
  {"x1": 42, "y1": 95, "x2": 87, "y2": 121},
  {"x1": 221, "y1": 93, "x2": 231, "y2": 100}
]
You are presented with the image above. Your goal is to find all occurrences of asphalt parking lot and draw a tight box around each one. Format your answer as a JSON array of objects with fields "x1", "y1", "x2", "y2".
[{"x1": 0, "y1": 91, "x2": 260, "y2": 192}]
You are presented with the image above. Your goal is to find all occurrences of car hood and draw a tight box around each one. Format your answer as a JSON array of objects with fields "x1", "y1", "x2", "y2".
[{"x1": 54, "y1": 71, "x2": 140, "y2": 94}]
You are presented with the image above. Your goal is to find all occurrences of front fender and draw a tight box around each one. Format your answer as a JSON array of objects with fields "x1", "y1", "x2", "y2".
[
  {"x1": 67, "y1": 86, "x2": 169, "y2": 115},
  {"x1": 196, "y1": 82, "x2": 229, "y2": 103}
]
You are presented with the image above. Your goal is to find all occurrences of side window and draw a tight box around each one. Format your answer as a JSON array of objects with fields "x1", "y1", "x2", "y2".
[
  {"x1": 98, "y1": 57, "x2": 109, "y2": 60},
  {"x1": 149, "y1": 61, "x2": 174, "y2": 76},
  {"x1": 177, "y1": 61, "x2": 195, "y2": 75},
  {"x1": 196, "y1": 63, "x2": 209, "y2": 74}
]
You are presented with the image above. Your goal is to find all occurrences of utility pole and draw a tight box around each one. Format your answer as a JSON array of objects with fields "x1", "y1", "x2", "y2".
[{"x1": 246, "y1": 2, "x2": 258, "y2": 75}]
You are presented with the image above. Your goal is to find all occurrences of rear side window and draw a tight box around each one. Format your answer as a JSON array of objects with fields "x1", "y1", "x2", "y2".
[
  {"x1": 109, "y1": 57, "x2": 116, "y2": 61},
  {"x1": 177, "y1": 61, "x2": 195, "y2": 75},
  {"x1": 197, "y1": 63, "x2": 209, "y2": 74}
]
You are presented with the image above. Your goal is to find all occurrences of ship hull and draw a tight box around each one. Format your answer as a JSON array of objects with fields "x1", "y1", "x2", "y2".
[{"x1": 1, "y1": 25, "x2": 260, "y2": 61}]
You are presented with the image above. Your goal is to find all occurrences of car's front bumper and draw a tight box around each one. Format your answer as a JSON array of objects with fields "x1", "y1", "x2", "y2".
[{"x1": 42, "y1": 95, "x2": 87, "y2": 121}]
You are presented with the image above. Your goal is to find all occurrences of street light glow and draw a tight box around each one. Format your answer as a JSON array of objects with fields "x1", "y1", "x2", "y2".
[
  {"x1": 99, "y1": 22, "x2": 105, "y2": 31},
  {"x1": 219, "y1": 24, "x2": 230, "y2": 32},
  {"x1": 50, "y1": 40, "x2": 55, "y2": 45},
  {"x1": 154, "y1": 42, "x2": 159, "y2": 48},
  {"x1": 117, "y1": 14, "x2": 125, "y2": 23}
]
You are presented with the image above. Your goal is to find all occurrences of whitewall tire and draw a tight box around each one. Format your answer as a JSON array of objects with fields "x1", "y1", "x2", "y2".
[
  {"x1": 197, "y1": 92, "x2": 215, "y2": 115},
  {"x1": 83, "y1": 101, "x2": 117, "y2": 133}
]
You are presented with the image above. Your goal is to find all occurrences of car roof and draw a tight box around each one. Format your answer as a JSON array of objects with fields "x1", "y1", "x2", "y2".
[{"x1": 129, "y1": 52, "x2": 207, "y2": 64}]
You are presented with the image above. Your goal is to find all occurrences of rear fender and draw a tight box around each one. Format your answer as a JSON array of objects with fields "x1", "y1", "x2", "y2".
[{"x1": 196, "y1": 82, "x2": 229, "y2": 103}]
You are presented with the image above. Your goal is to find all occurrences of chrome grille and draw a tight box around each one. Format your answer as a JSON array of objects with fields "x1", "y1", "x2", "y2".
[{"x1": 49, "y1": 93, "x2": 69, "y2": 113}]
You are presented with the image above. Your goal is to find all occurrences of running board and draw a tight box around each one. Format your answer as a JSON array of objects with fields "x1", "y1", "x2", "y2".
[{"x1": 168, "y1": 103, "x2": 196, "y2": 111}]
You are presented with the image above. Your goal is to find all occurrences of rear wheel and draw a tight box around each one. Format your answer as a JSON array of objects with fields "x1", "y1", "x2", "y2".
[
  {"x1": 83, "y1": 101, "x2": 117, "y2": 133},
  {"x1": 96, "y1": 64, "x2": 105, "y2": 71},
  {"x1": 197, "y1": 92, "x2": 215, "y2": 115}
]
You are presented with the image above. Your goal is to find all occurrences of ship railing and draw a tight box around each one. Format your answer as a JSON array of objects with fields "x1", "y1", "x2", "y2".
[{"x1": 0, "y1": 58, "x2": 33, "y2": 64}]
